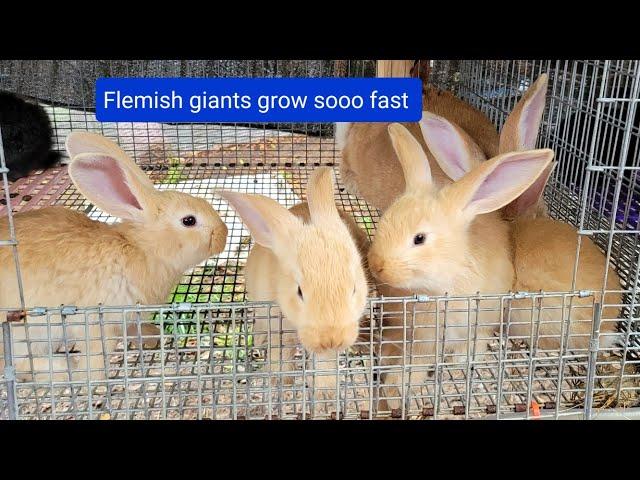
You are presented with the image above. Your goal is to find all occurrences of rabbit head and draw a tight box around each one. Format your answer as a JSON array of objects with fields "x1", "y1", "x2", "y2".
[
  {"x1": 65, "y1": 132, "x2": 228, "y2": 273},
  {"x1": 220, "y1": 167, "x2": 368, "y2": 354},
  {"x1": 368, "y1": 122, "x2": 554, "y2": 294}
]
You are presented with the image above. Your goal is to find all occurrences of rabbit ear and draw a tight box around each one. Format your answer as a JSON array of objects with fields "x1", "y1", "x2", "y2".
[
  {"x1": 445, "y1": 149, "x2": 555, "y2": 218},
  {"x1": 65, "y1": 132, "x2": 155, "y2": 190},
  {"x1": 387, "y1": 123, "x2": 432, "y2": 192},
  {"x1": 307, "y1": 167, "x2": 340, "y2": 225},
  {"x1": 218, "y1": 191, "x2": 300, "y2": 249},
  {"x1": 419, "y1": 112, "x2": 486, "y2": 181},
  {"x1": 499, "y1": 74, "x2": 549, "y2": 153},
  {"x1": 68, "y1": 152, "x2": 158, "y2": 221},
  {"x1": 503, "y1": 161, "x2": 557, "y2": 219}
]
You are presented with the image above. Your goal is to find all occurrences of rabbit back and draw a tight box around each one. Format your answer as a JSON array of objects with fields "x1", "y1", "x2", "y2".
[
  {"x1": 339, "y1": 121, "x2": 452, "y2": 211},
  {"x1": 0, "y1": 207, "x2": 142, "y2": 381},
  {"x1": 1, "y1": 208, "x2": 139, "y2": 312},
  {"x1": 510, "y1": 216, "x2": 622, "y2": 350}
]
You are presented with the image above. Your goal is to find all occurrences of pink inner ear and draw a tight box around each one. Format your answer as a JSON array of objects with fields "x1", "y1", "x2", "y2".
[
  {"x1": 520, "y1": 86, "x2": 547, "y2": 150},
  {"x1": 471, "y1": 158, "x2": 545, "y2": 207},
  {"x1": 74, "y1": 156, "x2": 142, "y2": 211},
  {"x1": 422, "y1": 118, "x2": 468, "y2": 180},
  {"x1": 222, "y1": 193, "x2": 274, "y2": 248},
  {"x1": 509, "y1": 168, "x2": 549, "y2": 213}
]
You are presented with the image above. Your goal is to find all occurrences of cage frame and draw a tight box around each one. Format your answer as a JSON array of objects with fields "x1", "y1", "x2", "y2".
[{"x1": 0, "y1": 59, "x2": 639, "y2": 420}]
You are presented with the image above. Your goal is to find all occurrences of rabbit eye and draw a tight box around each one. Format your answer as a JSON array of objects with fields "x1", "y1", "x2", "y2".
[
  {"x1": 413, "y1": 233, "x2": 427, "y2": 245},
  {"x1": 182, "y1": 215, "x2": 197, "y2": 227},
  {"x1": 297, "y1": 286, "x2": 304, "y2": 300}
]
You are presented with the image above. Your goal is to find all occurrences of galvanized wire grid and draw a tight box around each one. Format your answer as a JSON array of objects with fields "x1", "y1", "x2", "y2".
[
  {"x1": 0, "y1": 292, "x2": 632, "y2": 420},
  {"x1": 1, "y1": 60, "x2": 640, "y2": 419}
]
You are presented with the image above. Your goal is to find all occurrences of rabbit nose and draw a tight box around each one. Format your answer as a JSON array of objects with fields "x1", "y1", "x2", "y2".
[{"x1": 307, "y1": 331, "x2": 347, "y2": 353}]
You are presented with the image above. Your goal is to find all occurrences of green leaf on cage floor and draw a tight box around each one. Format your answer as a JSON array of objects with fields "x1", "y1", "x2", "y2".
[
  {"x1": 163, "y1": 159, "x2": 187, "y2": 184},
  {"x1": 361, "y1": 215, "x2": 375, "y2": 234},
  {"x1": 279, "y1": 171, "x2": 294, "y2": 182},
  {"x1": 177, "y1": 323, "x2": 189, "y2": 335}
]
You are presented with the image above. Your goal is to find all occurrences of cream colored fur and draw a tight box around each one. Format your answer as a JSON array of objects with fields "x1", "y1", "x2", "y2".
[
  {"x1": 367, "y1": 123, "x2": 554, "y2": 410},
  {"x1": 220, "y1": 168, "x2": 369, "y2": 401},
  {"x1": 0, "y1": 132, "x2": 228, "y2": 383},
  {"x1": 509, "y1": 217, "x2": 622, "y2": 351}
]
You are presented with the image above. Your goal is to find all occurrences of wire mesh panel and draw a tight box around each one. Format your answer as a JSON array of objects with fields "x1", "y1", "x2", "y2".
[
  {"x1": 1, "y1": 292, "x2": 630, "y2": 420},
  {"x1": 1, "y1": 59, "x2": 640, "y2": 419}
]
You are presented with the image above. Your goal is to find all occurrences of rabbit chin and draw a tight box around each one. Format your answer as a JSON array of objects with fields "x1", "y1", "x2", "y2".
[{"x1": 297, "y1": 322, "x2": 359, "y2": 354}]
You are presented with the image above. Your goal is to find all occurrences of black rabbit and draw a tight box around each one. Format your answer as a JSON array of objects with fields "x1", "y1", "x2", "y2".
[{"x1": 0, "y1": 91, "x2": 62, "y2": 182}]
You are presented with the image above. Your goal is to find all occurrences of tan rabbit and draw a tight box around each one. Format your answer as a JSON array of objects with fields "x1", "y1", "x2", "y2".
[
  {"x1": 0, "y1": 132, "x2": 228, "y2": 383},
  {"x1": 336, "y1": 86, "x2": 500, "y2": 212},
  {"x1": 337, "y1": 74, "x2": 552, "y2": 217},
  {"x1": 218, "y1": 167, "x2": 369, "y2": 398},
  {"x1": 410, "y1": 109, "x2": 622, "y2": 354},
  {"x1": 367, "y1": 123, "x2": 554, "y2": 411}
]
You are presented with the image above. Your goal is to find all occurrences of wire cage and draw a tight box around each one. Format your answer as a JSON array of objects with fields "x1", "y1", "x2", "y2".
[{"x1": 0, "y1": 59, "x2": 639, "y2": 420}]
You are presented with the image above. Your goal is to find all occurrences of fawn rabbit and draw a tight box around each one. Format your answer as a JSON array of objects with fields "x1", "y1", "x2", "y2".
[
  {"x1": 219, "y1": 167, "x2": 370, "y2": 398},
  {"x1": 504, "y1": 91, "x2": 622, "y2": 351},
  {"x1": 422, "y1": 85, "x2": 623, "y2": 353},
  {"x1": 0, "y1": 132, "x2": 228, "y2": 383},
  {"x1": 367, "y1": 122, "x2": 553, "y2": 410}
]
